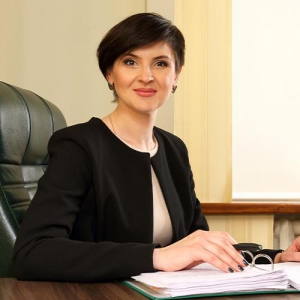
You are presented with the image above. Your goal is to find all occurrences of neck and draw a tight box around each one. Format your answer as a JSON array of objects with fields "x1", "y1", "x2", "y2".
[{"x1": 108, "y1": 108, "x2": 157, "y2": 152}]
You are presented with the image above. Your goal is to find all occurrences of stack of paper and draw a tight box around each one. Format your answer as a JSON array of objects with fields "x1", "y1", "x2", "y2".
[
  {"x1": 271, "y1": 262, "x2": 300, "y2": 290},
  {"x1": 131, "y1": 263, "x2": 289, "y2": 297}
]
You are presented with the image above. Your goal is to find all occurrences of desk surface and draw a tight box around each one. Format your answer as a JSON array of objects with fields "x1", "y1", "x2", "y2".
[{"x1": 0, "y1": 278, "x2": 300, "y2": 300}]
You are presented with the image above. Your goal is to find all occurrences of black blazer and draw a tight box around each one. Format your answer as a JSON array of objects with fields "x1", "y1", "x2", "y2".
[{"x1": 13, "y1": 118, "x2": 209, "y2": 282}]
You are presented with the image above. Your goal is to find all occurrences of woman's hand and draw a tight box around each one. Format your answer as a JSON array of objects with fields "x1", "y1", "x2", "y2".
[
  {"x1": 274, "y1": 236, "x2": 300, "y2": 263},
  {"x1": 153, "y1": 230, "x2": 248, "y2": 273}
]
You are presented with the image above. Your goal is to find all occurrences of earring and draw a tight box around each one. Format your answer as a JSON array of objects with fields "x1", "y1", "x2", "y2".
[
  {"x1": 108, "y1": 82, "x2": 114, "y2": 90},
  {"x1": 171, "y1": 85, "x2": 177, "y2": 93},
  {"x1": 107, "y1": 82, "x2": 119, "y2": 101}
]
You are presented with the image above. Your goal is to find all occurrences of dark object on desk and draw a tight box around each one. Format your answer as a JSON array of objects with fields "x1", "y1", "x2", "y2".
[
  {"x1": 0, "y1": 81, "x2": 66, "y2": 277},
  {"x1": 233, "y1": 243, "x2": 263, "y2": 251}
]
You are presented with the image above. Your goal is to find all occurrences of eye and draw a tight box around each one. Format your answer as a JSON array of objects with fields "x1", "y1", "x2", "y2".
[
  {"x1": 155, "y1": 61, "x2": 168, "y2": 67},
  {"x1": 123, "y1": 59, "x2": 136, "y2": 66}
]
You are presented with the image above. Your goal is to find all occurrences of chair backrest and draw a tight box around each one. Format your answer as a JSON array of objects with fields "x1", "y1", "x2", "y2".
[{"x1": 0, "y1": 81, "x2": 67, "y2": 277}]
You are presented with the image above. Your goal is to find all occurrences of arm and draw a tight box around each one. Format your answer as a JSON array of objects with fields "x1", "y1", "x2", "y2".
[
  {"x1": 13, "y1": 132, "x2": 156, "y2": 282},
  {"x1": 152, "y1": 134, "x2": 247, "y2": 274}
]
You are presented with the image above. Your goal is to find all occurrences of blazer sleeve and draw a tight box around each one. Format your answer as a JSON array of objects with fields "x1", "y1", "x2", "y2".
[
  {"x1": 189, "y1": 196, "x2": 209, "y2": 233},
  {"x1": 13, "y1": 131, "x2": 157, "y2": 282}
]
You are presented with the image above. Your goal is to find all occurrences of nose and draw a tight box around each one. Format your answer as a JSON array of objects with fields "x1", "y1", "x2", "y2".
[{"x1": 138, "y1": 66, "x2": 154, "y2": 83}]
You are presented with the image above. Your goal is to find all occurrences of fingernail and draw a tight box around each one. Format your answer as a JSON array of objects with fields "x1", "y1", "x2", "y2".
[
  {"x1": 243, "y1": 259, "x2": 249, "y2": 266},
  {"x1": 228, "y1": 267, "x2": 234, "y2": 273},
  {"x1": 238, "y1": 265, "x2": 244, "y2": 271}
]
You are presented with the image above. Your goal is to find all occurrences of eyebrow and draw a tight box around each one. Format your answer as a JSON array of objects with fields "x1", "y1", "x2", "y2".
[{"x1": 123, "y1": 53, "x2": 172, "y2": 61}]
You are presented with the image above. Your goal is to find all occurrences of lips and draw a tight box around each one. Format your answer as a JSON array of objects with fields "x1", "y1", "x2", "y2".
[{"x1": 133, "y1": 88, "x2": 157, "y2": 97}]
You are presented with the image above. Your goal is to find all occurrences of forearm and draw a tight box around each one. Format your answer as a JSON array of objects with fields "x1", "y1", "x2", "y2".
[{"x1": 14, "y1": 238, "x2": 157, "y2": 282}]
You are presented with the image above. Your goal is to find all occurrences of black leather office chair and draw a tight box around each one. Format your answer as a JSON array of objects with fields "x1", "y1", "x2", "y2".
[{"x1": 0, "y1": 81, "x2": 67, "y2": 277}]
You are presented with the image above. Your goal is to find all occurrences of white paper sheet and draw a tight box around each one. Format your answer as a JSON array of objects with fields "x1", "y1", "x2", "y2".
[{"x1": 132, "y1": 263, "x2": 290, "y2": 297}]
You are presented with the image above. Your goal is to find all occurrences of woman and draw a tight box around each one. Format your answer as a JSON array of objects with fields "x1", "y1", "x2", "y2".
[{"x1": 13, "y1": 12, "x2": 299, "y2": 282}]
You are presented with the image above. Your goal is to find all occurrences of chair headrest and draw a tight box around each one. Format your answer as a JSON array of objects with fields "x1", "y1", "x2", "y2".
[{"x1": 0, "y1": 81, "x2": 67, "y2": 165}]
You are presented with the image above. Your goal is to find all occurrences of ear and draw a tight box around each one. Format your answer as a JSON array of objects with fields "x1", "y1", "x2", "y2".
[
  {"x1": 177, "y1": 66, "x2": 182, "y2": 75},
  {"x1": 174, "y1": 66, "x2": 182, "y2": 83},
  {"x1": 106, "y1": 70, "x2": 113, "y2": 84}
]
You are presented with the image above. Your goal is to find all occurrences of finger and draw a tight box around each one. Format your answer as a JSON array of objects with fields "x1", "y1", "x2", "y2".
[
  {"x1": 195, "y1": 248, "x2": 245, "y2": 273},
  {"x1": 197, "y1": 241, "x2": 248, "y2": 272},
  {"x1": 206, "y1": 236, "x2": 248, "y2": 267},
  {"x1": 281, "y1": 251, "x2": 300, "y2": 262},
  {"x1": 191, "y1": 231, "x2": 248, "y2": 270},
  {"x1": 202, "y1": 230, "x2": 238, "y2": 245}
]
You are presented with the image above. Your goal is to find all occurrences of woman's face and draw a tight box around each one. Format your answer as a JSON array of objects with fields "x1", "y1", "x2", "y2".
[{"x1": 106, "y1": 42, "x2": 180, "y2": 115}]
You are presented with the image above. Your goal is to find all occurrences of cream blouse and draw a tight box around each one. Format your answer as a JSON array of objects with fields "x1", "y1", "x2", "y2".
[{"x1": 117, "y1": 137, "x2": 173, "y2": 246}]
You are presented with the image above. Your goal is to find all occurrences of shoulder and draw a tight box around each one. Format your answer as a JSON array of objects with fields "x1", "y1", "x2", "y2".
[
  {"x1": 48, "y1": 117, "x2": 112, "y2": 154},
  {"x1": 54, "y1": 117, "x2": 105, "y2": 137},
  {"x1": 50, "y1": 118, "x2": 108, "y2": 143}
]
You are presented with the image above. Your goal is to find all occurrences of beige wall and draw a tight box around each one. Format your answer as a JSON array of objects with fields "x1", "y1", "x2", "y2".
[
  {"x1": 206, "y1": 215, "x2": 274, "y2": 249},
  {"x1": 174, "y1": 0, "x2": 232, "y2": 203},
  {"x1": 0, "y1": 0, "x2": 174, "y2": 131}
]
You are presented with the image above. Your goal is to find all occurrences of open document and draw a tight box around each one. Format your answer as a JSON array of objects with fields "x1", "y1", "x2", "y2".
[{"x1": 126, "y1": 262, "x2": 300, "y2": 298}]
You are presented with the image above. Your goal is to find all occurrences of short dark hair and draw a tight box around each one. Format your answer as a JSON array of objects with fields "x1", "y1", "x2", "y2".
[{"x1": 97, "y1": 12, "x2": 185, "y2": 79}]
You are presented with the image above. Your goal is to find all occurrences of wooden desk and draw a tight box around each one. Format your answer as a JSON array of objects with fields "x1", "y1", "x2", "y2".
[{"x1": 0, "y1": 278, "x2": 299, "y2": 300}]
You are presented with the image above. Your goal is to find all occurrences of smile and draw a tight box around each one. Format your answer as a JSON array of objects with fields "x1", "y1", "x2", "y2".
[{"x1": 133, "y1": 88, "x2": 157, "y2": 97}]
